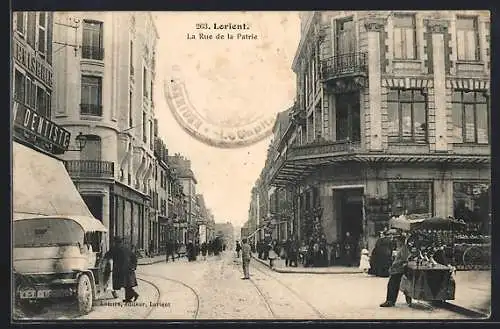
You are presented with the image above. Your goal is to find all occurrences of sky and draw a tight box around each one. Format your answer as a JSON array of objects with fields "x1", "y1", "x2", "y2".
[{"x1": 153, "y1": 12, "x2": 301, "y2": 229}]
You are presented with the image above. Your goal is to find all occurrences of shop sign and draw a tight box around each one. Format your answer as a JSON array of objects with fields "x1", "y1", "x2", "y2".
[
  {"x1": 14, "y1": 37, "x2": 53, "y2": 88},
  {"x1": 13, "y1": 101, "x2": 71, "y2": 154}
]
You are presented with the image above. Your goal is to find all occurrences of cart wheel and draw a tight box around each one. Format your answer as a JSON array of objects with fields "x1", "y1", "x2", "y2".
[
  {"x1": 77, "y1": 274, "x2": 93, "y2": 315},
  {"x1": 405, "y1": 294, "x2": 412, "y2": 306}
]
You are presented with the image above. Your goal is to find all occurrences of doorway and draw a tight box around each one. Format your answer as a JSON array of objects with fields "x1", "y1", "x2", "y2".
[
  {"x1": 334, "y1": 187, "x2": 364, "y2": 263},
  {"x1": 82, "y1": 194, "x2": 104, "y2": 251}
]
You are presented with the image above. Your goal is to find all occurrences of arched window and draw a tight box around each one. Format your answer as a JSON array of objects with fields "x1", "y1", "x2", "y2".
[{"x1": 81, "y1": 135, "x2": 102, "y2": 161}]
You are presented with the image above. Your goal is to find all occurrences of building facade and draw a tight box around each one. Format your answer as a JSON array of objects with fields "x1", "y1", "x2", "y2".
[
  {"x1": 168, "y1": 154, "x2": 198, "y2": 243},
  {"x1": 266, "y1": 11, "x2": 490, "y2": 257},
  {"x1": 12, "y1": 12, "x2": 107, "y2": 258},
  {"x1": 51, "y1": 12, "x2": 160, "y2": 252},
  {"x1": 215, "y1": 222, "x2": 235, "y2": 247},
  {"x1": 12, "y1": 12, "x2": 59, "y2": 153}
]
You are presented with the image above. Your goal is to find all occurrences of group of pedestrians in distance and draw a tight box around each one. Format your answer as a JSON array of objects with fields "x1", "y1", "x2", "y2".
[{"x1": 163, "y1": 237, "x2": 226, "y2": 263}]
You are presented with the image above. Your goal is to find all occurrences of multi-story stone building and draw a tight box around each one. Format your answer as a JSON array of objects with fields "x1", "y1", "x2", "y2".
[
  {"x1": 195, "y1": 194, "x2": 209, "y2": 243},
  {"x1": 51, "y1": 12, "x2": 160, "y2": 252},
  {"x1": 267, "y1": 11, "x2": 490, "y2": 256},
  {"x1": 12, "y1": 12, "x2": 110, "y2": 256},
  {"x1": 168, "y1": 154, "x2": 198, "y2": 243}
]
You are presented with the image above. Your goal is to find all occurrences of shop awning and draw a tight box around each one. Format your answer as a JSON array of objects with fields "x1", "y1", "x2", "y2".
[{"x1": 13, "y1": 142, "x2": 102, "y2": 226}]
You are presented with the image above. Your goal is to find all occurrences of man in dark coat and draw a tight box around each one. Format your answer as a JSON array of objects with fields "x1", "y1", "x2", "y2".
[
  {"x1": 166, "y1": 240, "x2": 175, "y2": 262},
  {"x1": 369, "y1": 234, "x2": 393, "y2": 277},
  {"x1": 103, "y1": 237, "x2": 139, "y2": 302},
  {"x1": 380, "y1": 236, "x2": 410, "y2": 307},
  {"x1": 343, "y1": 232, "x2": 355, "y2": 267}
]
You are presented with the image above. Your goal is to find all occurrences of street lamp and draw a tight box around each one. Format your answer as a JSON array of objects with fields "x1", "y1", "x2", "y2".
[{"x1": 67, "y1": 132, "x2": 87, "y2": 152}]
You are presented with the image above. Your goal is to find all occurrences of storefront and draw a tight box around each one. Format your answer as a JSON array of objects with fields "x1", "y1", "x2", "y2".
[
  {"x1": 297, "y1": 160, "x2": 490, "y2": 257},
  {"x1": 110, "y1": 181, "x2": 150, "y2": 250}
]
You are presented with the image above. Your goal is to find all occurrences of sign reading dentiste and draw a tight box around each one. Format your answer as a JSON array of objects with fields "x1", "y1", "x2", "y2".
[{"x1": 13, "y1": 101, "x2": 71, "y2": 154}]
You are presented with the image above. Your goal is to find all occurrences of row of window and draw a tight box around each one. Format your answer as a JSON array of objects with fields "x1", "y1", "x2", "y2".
[
  {"x1": 391, "y1": 14, "x2": 486, "y2": 62},
  {"x1": 388, "y1": 181, "x2": 490, "y2": 219},
  {"x1": 14, "y1": 69, "x2": 51, "y2": 118},
  {"x1": 387, "y1": 88, "x2": 489, "y2": 144},
  {"x1": 302, "y1": 88, "x2": 489, "y2": 145}
]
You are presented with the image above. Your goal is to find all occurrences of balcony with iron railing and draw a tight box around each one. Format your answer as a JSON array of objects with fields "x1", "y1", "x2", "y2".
[
  {"x1": 320, "y1": 52, "x2": 368, "y2": 82},
  {"x1": 81, "y1": 46, "x2": 105, "y2": 61},
  {"x1": 65, "y1": 160, "x2": 115, "y2": 179},
  {"x1": 288, "y1": 139, "x2": 362, "y2": 159},
  {"x1": 267, "y1": 139, "x2": 363, "y2": 186}
]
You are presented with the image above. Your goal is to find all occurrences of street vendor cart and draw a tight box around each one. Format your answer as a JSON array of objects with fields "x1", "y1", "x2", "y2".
[
  {"x1": 400, "y1": 261, "x2": 455, "y2": 305},
  {"x1": 390, "y1": 216, "x2": 466, "y2": 305}
]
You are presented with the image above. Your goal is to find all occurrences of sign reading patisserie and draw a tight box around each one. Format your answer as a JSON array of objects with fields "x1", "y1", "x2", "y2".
[
  {"x1": 13, "y1": 101, "x2": 71, "y2": 154},
  {"x1": 14, "y1": 36, "x2": 53, "y2": 88}
]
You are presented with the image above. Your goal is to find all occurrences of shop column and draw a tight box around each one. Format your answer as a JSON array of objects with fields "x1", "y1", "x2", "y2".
[
  {"x1": 427, "y1": 20, "x2": 449, "y2": 152},
  {"x1": 364, "y1": 18, "x2": 385, "y2": 151}
]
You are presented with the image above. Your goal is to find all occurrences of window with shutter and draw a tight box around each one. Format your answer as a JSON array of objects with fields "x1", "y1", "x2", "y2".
[
  {"x1": 27, "y1": 12, "x2": 36, "y2": 49},
  {"x1": 456, "y1": 17, "x2": 479, "y2": 61}
]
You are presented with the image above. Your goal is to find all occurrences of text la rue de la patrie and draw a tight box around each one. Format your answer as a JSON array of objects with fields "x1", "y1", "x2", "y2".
[{"x1": 187, "y1": 22, "x2": 258, "y2": 40}]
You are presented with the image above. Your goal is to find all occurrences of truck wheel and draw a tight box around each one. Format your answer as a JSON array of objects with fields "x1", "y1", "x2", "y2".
[{"x1": 77, "y1": 274, "x2": 93, "y2": 314}]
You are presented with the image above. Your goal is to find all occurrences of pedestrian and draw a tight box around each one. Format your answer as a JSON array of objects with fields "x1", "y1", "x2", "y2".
[
  {"x1": 268, "y1": 243, "x2": 278, "y2": 269},
  {"x1": 103, "y1": 236, "x2": 138, "y2": 302},
  {"x1": 284, "y1": 238, "x2": 291, "y2": 266},
  {"x1": 201, "y1": 242, "x2": 208, "y2": 260},
  {"x1": 289, "y1": 237, "x2": 299, "y2": 267},
  {"x1": 124, "y1": 245, "x2": 139, "y2": 302},
  {"x1": 380, "y1": 235, "x2": 410, "y2": 307},
  {"x1": 241, "y1": 238, "x2": 251, "y2": 279},
  {"x1": 235, "y1": 240, "x2": 242, "y2": 258},
  {"x1": 343, "y1": 232, "x2": 355, "y2": 267},
  {"x1": 99, "y1": 253, "x2": 117, "y2": 298},
  {"x1": 186, "y1": 240, "x2": 195, "y2": 261},
  {"x1": 359, "y1": 248, "x2": 371, "y2": 274}
]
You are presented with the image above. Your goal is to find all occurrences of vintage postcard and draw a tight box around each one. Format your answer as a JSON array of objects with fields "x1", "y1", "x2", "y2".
[{"x1": 11, "y1": 10, "x2": 491, "y2": 321}]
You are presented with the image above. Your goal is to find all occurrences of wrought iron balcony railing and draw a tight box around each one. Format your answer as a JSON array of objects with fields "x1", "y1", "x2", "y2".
[
  {"x1": 80, "y1": 103, "x2": 103, "y2": 116},
  {"x1": 321, "y1": 52, "x2": 368, "y2": 81},
  {"x1": 65, "y1": 160, "x2": 115, "y2": 179},
  {"x1": 288, "y1": 139, "x2": 361, "y2": 158},
  {"x1": 81, "y1": 46, "x2": 105, "y2": 60}
]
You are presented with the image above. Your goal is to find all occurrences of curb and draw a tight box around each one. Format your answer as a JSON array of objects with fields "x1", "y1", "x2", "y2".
[
  {"x1": 138, "y1": 254, "x2": 185, "y2": 266},
  {"x1": 251, "y1": 254, "x2": 363, "y2": 275}
]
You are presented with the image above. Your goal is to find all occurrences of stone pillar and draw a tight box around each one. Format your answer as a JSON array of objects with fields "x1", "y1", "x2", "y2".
[
  {"x1": 364, "y1": 18, "x2": 385, "y2": 151},
  {"x1": 428, "y1": 20, "x2": 449, "y2": 152}
]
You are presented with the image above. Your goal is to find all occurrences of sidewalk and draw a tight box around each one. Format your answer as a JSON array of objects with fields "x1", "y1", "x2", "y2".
[
  {"x1": 138, "y1": 253, "x2": 185, "y2": 265},
  {"x1": 251, "y1": 253, "x2": 363, "y2": 274},
  {"x1": 252, "y1": 253, "x2": 491, "y2": 316},
  {"x1": 451, "y1": 270, "x2": 491, "y2": 316}
]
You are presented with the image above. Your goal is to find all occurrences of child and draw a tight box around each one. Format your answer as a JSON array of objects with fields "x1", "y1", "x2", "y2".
[{"x1": 359, "y1": 248, "x2": 371, "y2": 273}]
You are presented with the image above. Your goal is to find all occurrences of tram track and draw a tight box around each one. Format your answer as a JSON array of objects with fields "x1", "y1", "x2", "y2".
[
  {"x1": 137, "y1": 272, "x2": 200, "y2": 319},
  {"x1": 250, "y1": 260, "x2": 326, "y2": 319},
  {"x1": 135, "y1": 277, "x2": 162, "y2": 319}
]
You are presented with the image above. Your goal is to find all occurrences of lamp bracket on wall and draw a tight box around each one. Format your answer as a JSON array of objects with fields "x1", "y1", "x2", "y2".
[{"x1": 54, "y1": 17, "x2": 81, "y2": 56}]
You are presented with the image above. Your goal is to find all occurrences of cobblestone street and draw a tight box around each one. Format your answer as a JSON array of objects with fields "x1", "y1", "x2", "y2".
[{"x1": 14, "y1": 251, "x2": 490, "y2": 320}]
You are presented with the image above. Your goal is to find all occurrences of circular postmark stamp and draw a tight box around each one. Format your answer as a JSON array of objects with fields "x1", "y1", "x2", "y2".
[{"x1": 163, "y1": 65, "x2": 276, "y2": 148}]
